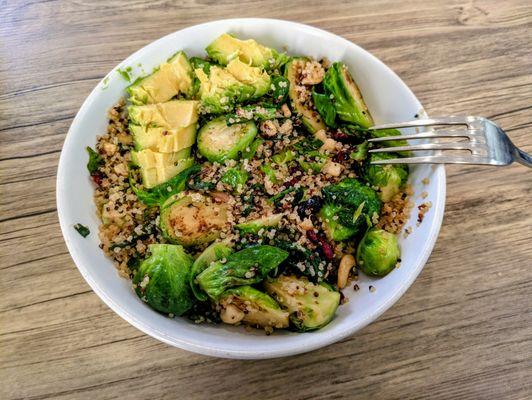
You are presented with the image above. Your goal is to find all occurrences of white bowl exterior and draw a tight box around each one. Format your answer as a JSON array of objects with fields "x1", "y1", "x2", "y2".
[{"x1": 57, "y1": 18, "x2": 445, "y2": 359}]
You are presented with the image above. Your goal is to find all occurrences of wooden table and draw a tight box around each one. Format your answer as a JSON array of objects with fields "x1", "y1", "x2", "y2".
[{"x1": 1, "y1": 1, "x2": 531, "y2": 398}]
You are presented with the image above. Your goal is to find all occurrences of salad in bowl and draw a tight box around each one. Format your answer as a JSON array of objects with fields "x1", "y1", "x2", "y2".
[{"x1": 86, "y1": 32, "x2": 417, "y2": 334}]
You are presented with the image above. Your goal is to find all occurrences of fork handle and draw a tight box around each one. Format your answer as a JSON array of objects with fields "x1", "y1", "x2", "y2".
[{"x1": 514, "y1": 147, "x2": 532, "y2": 168}]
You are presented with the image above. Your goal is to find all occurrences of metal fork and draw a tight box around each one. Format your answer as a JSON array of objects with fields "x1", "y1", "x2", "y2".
[{"x1": 367, "y1": 116, "x2": 532, "y2": 168}]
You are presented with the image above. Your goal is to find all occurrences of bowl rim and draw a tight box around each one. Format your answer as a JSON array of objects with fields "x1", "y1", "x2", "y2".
[{"x1": 56, "y1": 17, "x2": 446, "y2": 359}]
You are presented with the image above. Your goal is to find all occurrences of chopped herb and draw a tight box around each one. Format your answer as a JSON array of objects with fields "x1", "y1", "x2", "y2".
[
  {"x1": 117, "y1": 66, "x2": 133, "y2": 82},
  {"x1": 74, "y1": 223, "x2": 90, "y2": 238}
]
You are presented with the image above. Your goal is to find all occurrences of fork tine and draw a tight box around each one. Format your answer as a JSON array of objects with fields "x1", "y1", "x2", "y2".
[
  {"x1": 368, "y1": 142, "x2": 474, "y2": 153},
  {"x1": 368, "y1": 130, "x2": 474, "y2": 143},
  {"x1": 370, "y1": 116, "x2": 471, "y2": 130},
  {"x1": 370, "y1": 155, "x2": 492, "y2": 165}
]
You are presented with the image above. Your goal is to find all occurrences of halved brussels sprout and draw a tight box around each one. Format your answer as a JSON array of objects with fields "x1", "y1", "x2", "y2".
[
  {"x1": 323, "y1": 62, "x2": 373, "y2": 128},
  {"x1": 219, "y1": 286, "x2": 289, "y2": 328},
  {"x1": 197, "y1": 117, "x2": 257, "y2": 163},
  {"x1": 264, "y1": 275, "x2": 340, "y2": 331},
  {"x1": 320, "y1": 178, "x2": 382, "y2": 240},
  {"x1": 235, "y1": 213, "x2": 283, "y2": 234},
  {"x1": 133, "y1": 244, "x2": 195, "y2": 316},
  {"x1": 285, "y1": 58, "x2": 326, "y2": 134},
  {"x1": 195, "y1": 59, "x2": 270, "y2": 113},
  {"x1": 196, "y1": 245, "x2": 288, "y2": 300},
  {"x1": 159, "y1": 191, "x2": 229, "y2": 247},
  {"x1": 190, "y1": 242, "x2": 233, "y2": 301},
  {"x1": 318, "y1": 203, "x2": 357, "y2": 241},
  {"x1": 365, "y1": 153, "x2": 409, "y2": 202},
  {"x1": 356, "y1": 228, "x2": 400, "y2": 277},
  {"x1": 206, "y1": 33, "x2": 289, "y2": 70}
]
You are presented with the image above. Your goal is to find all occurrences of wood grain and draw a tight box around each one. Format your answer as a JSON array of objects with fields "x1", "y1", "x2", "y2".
[{"x1": 1, "y1": 0, "x2": 531, "y2": 399}]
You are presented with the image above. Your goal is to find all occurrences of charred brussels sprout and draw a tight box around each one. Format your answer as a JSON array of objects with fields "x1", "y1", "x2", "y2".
[
  {"x1": 365, "y1": 153, "x2": 409, "y2": 202},
  {"x1": 190, "y1": 242, "x2": 233, "y2": 301},
  {"x1": 320, "y1": 178, "x2": 381, "y2": 241},
  {"x1": 219, "y1": 286, "x2": 289, "y2": 328},
  {"x1": 197, "y1": 117, "x2": 258, "y2": 163},
  {"x1": 159, "y1": 192, "x2": 229, "y2": 247},
  {"x1": 133, "y1": 244, "x2": 195, "y2": 316},
  {"x1": 264, "y1": 275, "x2": 340, "y2": 331},
  {"x1": 196, "y1": 245, "x2": 288, "y2": 300},
  {"x1": 356, "y1": 228, "x2": 400, "y2": 277},
  {"x1": 323, "y1": 62, "x2": 373, "y2": 128}
]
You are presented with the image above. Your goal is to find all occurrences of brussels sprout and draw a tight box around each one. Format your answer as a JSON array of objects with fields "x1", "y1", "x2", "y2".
[
  {"x1": 219, "y1": 286, "x2": 289, "y2": 328},
  {"x1": 320, "y1": 178, "x2": 382, "y2": 240},
  {"x1": 368, "y1": 128, "x2": 410, "y2": 156},
  {"x1": 323, "y1": 62, "x2": 373, "y2": 128},
  {"x1": 133, "y1": 244, "x2": 195, "y2": 316},
  {"x1": 206, "y1": 33, "x2": 289, "y2": 70},
  {"x1": 190, "y1": 242, "x2": 233, "y2": 301},
  {"x1": 196, "y1": 245, "x2": 288, "y2": 299},
  {"x1": 264, "y1": 275, "x2": 340, "y2": 331},
  {"x1": 365, "y1": 153, "x2": 409, "y2": 202},
  {"x1": 235, "y1": 213, "x2": 283, "y2": 234},
  {"x1": 197, "y1": 117, "x2": 258, "y2": 163},
  {"x1": 159, "y1": 192, "x2": 229, "y2": 247},
  {"x1": 195, "y1": 59, "x2": 270, "y2": 113},
  {"x1": 285, "y1": 58, "x2": 326, "y2": 134},
  {"x1": 241, "y1": 137, "x2": 264, "y2": 160},
  {"x1": 350, "y1": 141, "x2": 369, "y2": 161},
  {"x1": 318, "y1": 203, "x2": 357, "y2": 241},
  {"x1": 312, "y1": 90, "x2": 337, "y2": 127},
  {"x1": 356, "y1": 228, "x2": 400, "y2": 277},
  {"x1": 220, "y1": 166, "x2": 249, "y2": 192}
]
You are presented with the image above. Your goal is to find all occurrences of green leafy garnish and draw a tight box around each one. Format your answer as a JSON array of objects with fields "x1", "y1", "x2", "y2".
[
  {"x1": 86, "y1": 146, "x2": 103, "y2": 173},
  {"x1": 74, "y1": 223, "x2": 90, "y2": 238}
]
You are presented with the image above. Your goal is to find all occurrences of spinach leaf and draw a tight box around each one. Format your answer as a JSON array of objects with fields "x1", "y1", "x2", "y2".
[
  {"x1": 86, "y1": 146, "x2": 103, "y2": 173},
  {"x1": 220, "y1": 167, "x2": 249, "y2": 190},
  {"x1": 130, "y1": 164, "x2": 201, "y2": 207},
  {"x1": 270, "y1": 75, "x2": 290, "y2": 105}
]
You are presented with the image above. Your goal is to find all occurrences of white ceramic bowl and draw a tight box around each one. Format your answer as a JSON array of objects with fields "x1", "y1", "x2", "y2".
[{"x1": 57, "y1": 18, "x2": 445, "y2": 359}]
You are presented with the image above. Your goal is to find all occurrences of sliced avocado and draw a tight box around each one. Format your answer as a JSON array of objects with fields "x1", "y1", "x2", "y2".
[
  {"x1": 130, "y1": 124, "x2": 197, "y2": 153},
  {"x1": 235, "y1": 214, "x2": 283, "y2": 234},
  {"x1": 128, "y1": 51, "x2": 194, "y2": 105},
  {"x1": 197, "y1": 117, "x2": 257, "y2": 163},
  {"x1": 159, "y1": 192, "x2": 229, "y2": 247},
  {"x1": 225, "y1": 58, "x2": 270, "y2": 98},
  {"x1": 264, "y1": 275, "x2": 340, "y2": 331},
  {"x1": 206, "y1": 33, "x2": 288, "y2": 70},
  {"x1": 285, "y1": 58, "x2": 326, "y2": 134},
  {"x1": 131, "y1": 148, "x2": 193, "y2": 188},
  {"x1": 128, "y1": 100, "x2": 199, "y2": 129},
  {"x1": 219, "y1": 286, "x2": 289, "y2": 329}
]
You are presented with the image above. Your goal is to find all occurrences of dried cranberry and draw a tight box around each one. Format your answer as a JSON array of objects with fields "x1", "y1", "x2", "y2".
[
  {"x1": 306, "y1": 230, "x2": 320, "y2": 244},
  {"x1": 331, "y1": 130, "x2": 350, "y2": 141},
  {"x1": 318, "y1": 237, "x2": 335, "y2": 260},
  {"x1": 297, "y1": 196, "x2": 323, "y2": 219},
  {"x1": 332, "y1": 151, "x2": 350, "y2": 163},
  {"x1": 91, "y1": 172, "x2": 103, "y2": 186}
]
